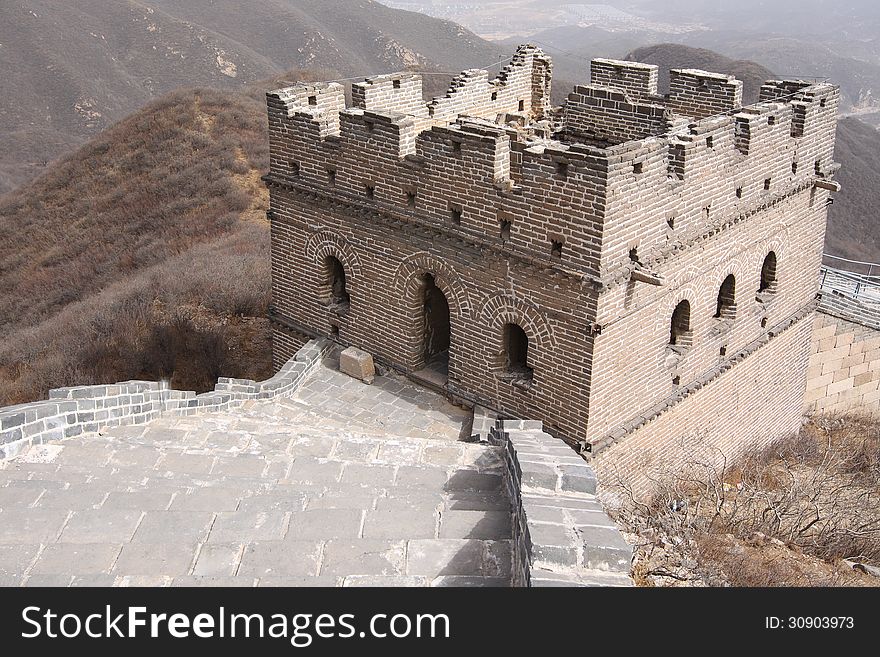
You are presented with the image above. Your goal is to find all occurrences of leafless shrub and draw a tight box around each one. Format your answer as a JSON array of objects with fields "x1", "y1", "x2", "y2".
[{"x1": 606, "y1": 418, "x2": 880, "y2": 586}]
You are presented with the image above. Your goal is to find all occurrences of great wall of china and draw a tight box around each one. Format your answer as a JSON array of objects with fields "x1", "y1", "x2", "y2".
[{"x1": 1, "y1": 45, "x2": 878, "y2": 587}]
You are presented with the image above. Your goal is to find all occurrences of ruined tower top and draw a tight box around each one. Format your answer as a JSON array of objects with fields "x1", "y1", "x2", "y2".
[{"x1": 265, "y1": 45, "x2": 839, "y2": 281}]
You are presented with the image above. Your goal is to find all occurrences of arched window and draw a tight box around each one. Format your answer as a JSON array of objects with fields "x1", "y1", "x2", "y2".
[
  {"x1": 669, "y1": 300, "x2": 692, "y2": 348},
  {"x1": 714, "y1": 274, "x2": 737, "y2": 319},
  {"x1": 325, "y1": 256, "x2": 349, "y2": 310},
  {"x1": 759, "y1": 252, "x2": 777, "y2": 294},
  {"x1": 503, "y1": 323, "x2": 533, "y2": 380}
]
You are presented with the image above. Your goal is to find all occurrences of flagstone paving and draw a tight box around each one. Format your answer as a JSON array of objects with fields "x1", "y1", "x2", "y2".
[{"x1": 0, "y1": 358, "x2": 512, "y2": 587}]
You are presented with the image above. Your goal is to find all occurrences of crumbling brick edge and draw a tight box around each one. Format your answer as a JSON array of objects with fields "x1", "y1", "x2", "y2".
[
  {"x1": 0, "y1": 339, "x2": 333, "y2": 461},
  {"x1": 476, "y1": 409, "x2": 634, "y2": 587}
]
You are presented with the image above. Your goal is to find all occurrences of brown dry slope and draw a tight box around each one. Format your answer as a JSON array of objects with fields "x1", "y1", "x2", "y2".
[
  {"x1": 0, "y1": 85, "x2": 275, "y2": 405},
  {"x1": 0, "y1": 0, "x2": 503, "y2": 194}
]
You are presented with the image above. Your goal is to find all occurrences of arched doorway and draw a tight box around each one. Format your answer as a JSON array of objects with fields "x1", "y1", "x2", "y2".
[{"x1": 422, "y1": 273, "x2": 450, "y2": 369}]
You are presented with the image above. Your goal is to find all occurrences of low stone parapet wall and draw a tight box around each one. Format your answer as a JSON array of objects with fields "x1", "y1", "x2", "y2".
[
  {"x1": 0, "y1": 340, "x2": 331, "y2": 460},
  {"x1": 489, "y1": 420, "x2": 633, "y2": 587}
]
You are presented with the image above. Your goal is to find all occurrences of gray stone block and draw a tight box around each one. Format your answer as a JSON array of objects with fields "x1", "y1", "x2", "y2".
[
  {"x1": 439, "y1": 510, "x2": 511, "y2": 540},
  {"x1": 559, "y1": 463, "x2": 597, "y2": 494},
  {"x1": 113, "y1": 542, "x2": 199, "y2": 576},
  {"x1": 339, "y1": 347, "x2": 375, "y2": 384},
  {"x1": 319, "y1": 539, "x2": 406, "y2": 577},
  {"x1": 32, "y1": 543, "x2": 121, "y2": 576},
  {"x1": 285, "y1": 457, "x2": 343, "y2": 485},
  {"x1": 192, "y1": 543, "x2": 243, "y2": 577},
  {"x1": 208, "y1": 511, "x2": 288, "y2": 543},
  {"x1": 132, "y1": 511, "x2": 215, "y2": 544},
  {"x1": 342, "y1": 575, "x2": 428, "y2": 587},
  {"x1": 237, "y1": 541, "x2": 321, "y2": 577},
  {"x1": 362, "y1": 507, "x2": 437, "y2": 539},
  {"x1": 518, "y1": 461, "x2": 558, "y2": 491},
  {"x1": 288, "y1": 508, "x2": 363, "y2": 540},
  {"x1": 59, "y1": 509, "x2": 143, "y2": 544},
  {"x1": 444, "y1": 470, "x2": 502, "y2": 492},
  {"x1": 431, "y1": 575, "x2": 509, "y2": 587},
  {"x1": 396, "y1": 465, "x2": 449, "y2": 489},
  {"x1": 0, "y1": 544, "x2": 42, "y2": 582},
  {"x1": 406, "y1": 539, "x2": 487, "y2": 577}
]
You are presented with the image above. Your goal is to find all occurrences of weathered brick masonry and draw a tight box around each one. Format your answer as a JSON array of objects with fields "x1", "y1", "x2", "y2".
[
  {"x1": 806, "y1": 301, "x2": 880, "y2": 413},
  {"x1": 265, "y1": 46, "x2": 841, "y2": 487}
]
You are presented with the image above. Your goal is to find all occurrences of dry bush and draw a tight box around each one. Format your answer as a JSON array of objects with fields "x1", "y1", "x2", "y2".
[
  {"x1": 0, "y1": 223, "x2": 272, "y2": 405},
  {"x1": 606, "y1": 417, "x2": 880, "y2": 586},
  {"x1": 0, "y1": 88, "x2": 269, "y2": 334}
]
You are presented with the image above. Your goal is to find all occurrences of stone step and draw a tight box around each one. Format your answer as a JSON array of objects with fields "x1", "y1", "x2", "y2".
[
  {"x1": 529, "y1": 568, "x2": 633, "y2": 588},
  {"x1": 315, "y1": 538, "x2": 511, "y2": 580}
]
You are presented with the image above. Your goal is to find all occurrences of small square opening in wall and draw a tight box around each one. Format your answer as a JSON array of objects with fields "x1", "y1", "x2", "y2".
[
  {"x1": 629, "y1": 247, "x2": 640, "y2": 263},
  {"x1": 820, "y1": 98, "x2": 827, "y2": 108},
  {"x1": 365, "y1": 120, "x2": 375, "y2": 132},
  {"x1": 518, "y1": 99, "x2": 525, "y2": 112},
  {"x1": 330, "y1": 324, "x2": 339, "y2": 339},
  {"x1": 720, "y1": 345, "x2": 727, "y2": 356},
  {"x1": 672, "y1": 375, "x2": 681, "y2": 386},
  {"x1": 449, "y1": 204, "x2": 463, "y2": 225},
  {"x1": 633, "y1": 161, "x2": 643, "y2": 174},
  {"x1": 768, "y1": 115, "x2": 776, "y2": 126},
  {"x1": 555, "y1": 160, "x2": 569, "y2": 179},
  {"x1": 706, "y1": 136, "x2": 714, "y2": 148},
  {"x1": 736, "y1": 187, "x2": 743, "y2": 198},
  {"x1": 764, "y1": 177, "x2": 772, "y2": 190},
  {"x1": 667, "y1": 216, "x2": 675, "y2": 230},
  {"x1": 392, "y1": 79, "x2": 401, "y2": 89},
  {"x1": 290, "y1": 161, "x2": 300, "y2": 177},
  {"x1": 500, "y1": 219, "x2": 512, "y2": 240},
  {"x1": 327, "y1": 167, "x2": 337, "y2": 185},
  {"x1": 703, "y1": 206, "x2": 711, "y2": 221},
  {"x1": 308, "y1": 95, "x2": 317, "y2": 106},
  {"x1": 365, "y1": 184, "x2": 375, "y2": 199},
  {"x1": 451, "y1": 140, "x2": 462, "y2": 154},
  {"x1": 406, "y1": 190, "x2": 417, "y2": 208},
  {"x1": 761, "y1": 317, "x2": 769, "y2": 328},
  {"x1": 490, "y1": 91, "x2": 498, "y2": 101},
  {"x1": 792, "y1": 161, "x2": 798, "y2": 174},
  {"x1": 550, "y1": 239, "x2": 563, "y2": 258},
  {"x1": 815, "y1": 159, "x2": 822, "y2": 174}
]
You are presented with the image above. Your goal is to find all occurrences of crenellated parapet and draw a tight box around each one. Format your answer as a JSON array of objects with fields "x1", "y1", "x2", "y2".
[{"x1": 266, "y1": 51, "x2": 839, "y2": 282}]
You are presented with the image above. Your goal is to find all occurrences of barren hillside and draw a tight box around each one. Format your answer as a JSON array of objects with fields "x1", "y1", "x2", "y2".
[
  {"x1": 0, "y1": 84, "x2": 277, "y2": 404},
  {"x1": 0, "y1": 0, "x2": 503, "y2": 194}
]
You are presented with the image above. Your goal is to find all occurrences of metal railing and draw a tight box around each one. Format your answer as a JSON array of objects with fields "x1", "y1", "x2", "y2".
[
  {"x1": 820, "y1": 254, "x2": 880, "y2": 305},
  {"x1": 822, "y1": 253, "x2": 880, "y2": 278}
]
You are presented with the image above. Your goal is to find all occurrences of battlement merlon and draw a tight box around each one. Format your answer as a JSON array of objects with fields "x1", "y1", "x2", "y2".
[
  {"x1": 667, "y1": 68, "x2": 743, "y2": 119},
  {"x1": 590, "y1": 58, "x2": 660, "y2": 97}
]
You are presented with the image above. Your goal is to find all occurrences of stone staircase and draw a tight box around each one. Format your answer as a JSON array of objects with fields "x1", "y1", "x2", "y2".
[{"x1": 0, "y1": 364, "x2": 512, "y2": 587}]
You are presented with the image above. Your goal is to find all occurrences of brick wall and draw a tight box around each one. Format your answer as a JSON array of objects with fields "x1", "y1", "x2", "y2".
[
  {"x1": 592, "y1": 314, "x2": 813, "y2": 499},
  {"x1": 0, "y1": 341, "x2": 331, "y2": 461},
  {"x1": 806, "y1": 312, "x2": 880, "y2": 413},
  {"x1": 590, "y1": 58, "x2": 659, "y2": 97}
]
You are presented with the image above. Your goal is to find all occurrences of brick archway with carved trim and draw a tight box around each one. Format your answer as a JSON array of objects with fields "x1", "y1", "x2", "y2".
[
  {"x1": 392, "y1": 253, "x2": 469, "y2": 371},
  {"x1": 480, "y1": 295, "x2": 556, "y2": 375}
]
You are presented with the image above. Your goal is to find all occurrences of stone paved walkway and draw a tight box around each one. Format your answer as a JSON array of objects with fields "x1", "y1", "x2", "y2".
[{"x1": 0, "y1": 358, "x2": 512, "y2": 586}]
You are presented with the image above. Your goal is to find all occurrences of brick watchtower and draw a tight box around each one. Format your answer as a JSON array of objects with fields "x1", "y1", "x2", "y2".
[{"x1": 264, "y1": 46, "x2": 839, "y2": 483}]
